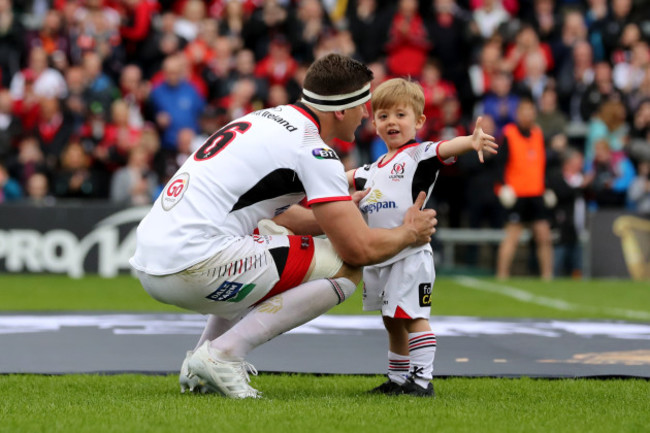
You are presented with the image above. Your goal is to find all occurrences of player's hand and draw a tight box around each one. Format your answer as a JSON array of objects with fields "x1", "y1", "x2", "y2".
[
  {"x1": 351, "y1": 188, "x2": 370, "y2": 207},
  {"x1": 472, "y1": 116, "x2": 498, "y2": 163},
  {"x1": 403, "y1": 191, "x2": 437, "y2": 246}
]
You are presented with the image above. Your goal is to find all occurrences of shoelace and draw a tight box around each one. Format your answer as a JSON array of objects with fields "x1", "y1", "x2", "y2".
[{"x1": 239, "y1": 361, "x2": 258, "y2": 383}]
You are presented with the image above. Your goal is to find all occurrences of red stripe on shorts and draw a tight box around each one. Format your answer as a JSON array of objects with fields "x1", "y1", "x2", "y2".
[{"x1": 258, "y1": 235, "x2": 315, "y2": 303}]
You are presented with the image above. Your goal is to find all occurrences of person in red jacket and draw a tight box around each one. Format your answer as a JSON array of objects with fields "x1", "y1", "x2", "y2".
[
  {"x1": 385, "y1": 0, "x2": 431, "y2": 79},
  {"x1": 495, "y1": 97, "x2": 554, "y2": 280}
]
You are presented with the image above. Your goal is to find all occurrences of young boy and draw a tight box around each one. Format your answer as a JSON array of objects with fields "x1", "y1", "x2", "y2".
[{"x1": 348, "y1": 78, "x2": 497, "y2": 396}]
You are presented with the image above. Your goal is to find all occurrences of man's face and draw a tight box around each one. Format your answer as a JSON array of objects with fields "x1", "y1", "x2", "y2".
[{"x1": 336, "y1": 103, "x2": 369, "y2": 142}]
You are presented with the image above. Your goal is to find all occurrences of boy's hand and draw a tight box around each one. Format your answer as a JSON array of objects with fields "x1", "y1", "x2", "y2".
[{"x1": 472, "y1": 116, "x2": 498, "y2": 163}]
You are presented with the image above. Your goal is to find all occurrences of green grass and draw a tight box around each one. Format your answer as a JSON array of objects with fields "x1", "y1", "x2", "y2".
[
  {"x1": 1, "y1": 374, "x2": 648, "y2": 433},
  {"x1": 2, "y1": 274, "x2": 649, "y2": 433},
  {"x1": 1, "y1": 274, "x2": 649, "y2": 321}
]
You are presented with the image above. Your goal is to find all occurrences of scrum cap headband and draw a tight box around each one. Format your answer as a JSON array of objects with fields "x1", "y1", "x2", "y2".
[{"x1": 301, "y1": 83, "x2": 371, "y2": 111}]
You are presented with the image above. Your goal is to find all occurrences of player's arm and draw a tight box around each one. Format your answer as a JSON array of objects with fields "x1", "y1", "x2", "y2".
[
  {"x1": 273, "y1": 204, "x2": 323, "y2": 236},
  {"x1": 311, "y1": 192, "x2": 436, "y2": 267},
  {"x1": 437, "y1": 116, "x2": 498, "y2": 163}
]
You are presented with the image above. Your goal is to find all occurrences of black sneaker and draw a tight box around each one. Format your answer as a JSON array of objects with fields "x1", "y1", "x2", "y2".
[
  {"x1": 401, "y1": 379, "x2": 435, "y2": 397},
  {"x1": 368, "y1": 379, "x2": 404, "y2": 395}
]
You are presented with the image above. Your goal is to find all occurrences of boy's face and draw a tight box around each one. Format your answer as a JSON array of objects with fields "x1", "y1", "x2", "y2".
[{"x1": 372, "y1": 104, "x2": 425, "y2": 149}]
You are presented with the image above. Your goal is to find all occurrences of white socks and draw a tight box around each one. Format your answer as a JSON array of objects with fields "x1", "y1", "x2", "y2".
[
  {"x1": 407, "y1": 331, "x2": 437, "y2": 388},
  {"x1": 210, "y1": 278, "x2": 356, "y2": 360},
  {"x1": 387, "y1": 351, "x2": 410, "y2": 385}
]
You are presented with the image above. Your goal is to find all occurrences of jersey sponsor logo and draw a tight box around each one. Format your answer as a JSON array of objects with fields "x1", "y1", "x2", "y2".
[
  {"x1": 161, "y1": 172, "x2": 189, "y2": 211},
  {"x1": 206, "y1": 281, "x2": 256, "y2": 302},
  {"x1": 419, "y1": 283, "x2": 432, "y2": 307},
  {"x1": 389, "y1": 162, "x2": 406, "y2": 181},
  {"x1": 312, "y1": 147, "x2": 339, "y2": 160},
  {"x1": 360, "y1": 189, "x2": 397, "y2": 214},
  {"x1": 253, "y1": 109, "x2": 298, "y2": 132}
]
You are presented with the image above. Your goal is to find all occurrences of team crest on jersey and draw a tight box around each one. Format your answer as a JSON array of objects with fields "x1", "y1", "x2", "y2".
[
  {"x1": 312, "y1": 147, "x2": 339, "y2": 160},
  {"x1": 360, "y1": 189, "x2": 397, "y2": 214},
  {"x1": 161, "y1": 172, "x2": 189, "y2": 211},
  {"x1": 389, "y1": 162, "x2": 406, "y2": 181}
]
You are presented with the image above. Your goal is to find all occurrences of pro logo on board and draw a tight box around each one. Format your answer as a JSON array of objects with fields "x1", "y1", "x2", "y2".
[{"x1": 162, "y1": 172, "x2": 189, "y2": 211}]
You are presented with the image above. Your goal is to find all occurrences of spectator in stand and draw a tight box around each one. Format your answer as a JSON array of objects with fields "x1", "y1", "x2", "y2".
[
  {"x1": 254, "y1": 35, "x2": 297, "y2": 87},
  {"x1": 288, "y1": 0, "x2": 333, "y2": 63},
  {"x1": 5, "y1": 135, "x2": 48, "y2": 190},
  {"x1": 529, "y1": 0, "x2": 559, "y2": 43},
  {"x1": 586, "y1": 138, "x2": 636, "y2": 208},
  {"x1": 63, "y1": 65, "x2": 89, "y2": 131},
  {"x1": 515, "y1": 50, "x2": 552, "y2": 106},
  {"x1": 628, "y1": 160, "x2": 650, "y2": 214},
  {"x1": 551, "y1": 9, "x2": 588, "y2": 88},
  {"x1": 536, "y1": 86, "x2": 568, "y2": 149},
  {"x1": 585, "y1": 98, "x2": 629, "y2": 167},
  {"x1": 0, "y1": 88, "x2": 22, "y2": 161},
  {"x1": 423, "y1": 0, "x2": 473, "y2": 111},
  {"x1": 546, "y1": 148, "x2": 589, "y2": 277},
  {"x1": 25, "y1": 9, "x2": 70, "y2": 63},
  {"x1": 420, "y1": 59, "x2": 457, "y2": 136},
  {"x1": 628, "y1": 98, "x2": 650, "y2": 165},
  {"x1": 119, "y1": 64, "x2": 148, "y2": 129},
  {"x1": 346, "y1": 0, "x2": 394, "y2": 63},
  {"x1": 556, "y1": 39, "x2": 594, "y2": 121},
  {"x1": 384, "y1": 0, "x2": 431, "y2": 79},
  {"x1": 117, "y1": 0, "x2": 155, "y2": 64},
  {"x1": 175, "y1": 0, "x2": 206, "y2": 42},
  {"x1": 613, "y1": 40, "x2": 650, "y2": 95},
  {"x1": 218, "y1": 77, "x2": 258, "y2": 121},
  {"x1": 219, "y1": 0, "x2": 246, "y2": 52},
  {"x1": 52, "y1": 139, "x2": 108, "y2": 199},
  {"x1": 73, "y1": 0, "x2": 121, "y2": 68},
  {"x1": 202, "y1": 36, "x2": 233, "y2": 100},
  {"x1": 503, "y1": 24, "x2": 555, "y2": 84},
  {"x1": 579, "y1": 61, "x2": 624, "y2": 121},
  {"x1": 495, "y1": 97, "x2": 553, "y2": 280},
  {"x1": 110, "y1": 145, "x2": 158, "y2": 206},
  {"x1": 24, "y1": 171, "x2": 54, "y2": 205},
  {"x1": 0, "y1": 161, "x2": 22, "y2": 202},
  {"x1": 217, "y1": 48, "x2": 268, "y2": 106},
  {"x1": 93, "y1": 99, "x2": 143, "y2": 174},
  {"x1": 242, "y1": 0, "x2": 290, "y2": 61},
  {"x1": 0, "y1": 0, "x2": 25, "y2": 89},
  {"x1": 34, "y1": 97, "x2": 76, "y2": 171},
  {"x1": 597, "y1": 0, "x2": 635, "y2": 62},
  {"x1": 476, "y1": 69, "x2": 520, "y2": 134},
  {"x1": 610, "y1": 21, "x2": 642, "y2": 67},
  {"x1": 147, "y1": 53, "x2": 205, "y2": 153},
  {"x1": 468, "y1": 40, "x2": 503, "y2": 100},
  {"x1": 82, "y1": 51, "x2": 120, "y2": 118},
  {"x1": 10, "y1": 46, "x2": 67, "y2": 101},
  {"x1": 139, "y1": 11, "x2": 188, "y2": 79},
  {"x1": 470, "y1": 0, "x2": 510, "y2": 41}
]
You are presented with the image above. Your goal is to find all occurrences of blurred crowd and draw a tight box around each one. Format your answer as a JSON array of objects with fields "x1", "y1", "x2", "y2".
[{"x1": 1, "y1": 0, "x2": 650, "y2": 268}]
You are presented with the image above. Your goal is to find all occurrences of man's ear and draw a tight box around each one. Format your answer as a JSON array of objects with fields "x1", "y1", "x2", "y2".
[{"x1": 333, "y1": 110, "x2": 346, "y2": 121}]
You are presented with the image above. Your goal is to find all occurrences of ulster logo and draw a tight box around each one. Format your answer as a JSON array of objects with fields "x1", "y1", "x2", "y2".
[
  {"x1": 162, "y1": 172, "x2": 189, "y2": 211},
  {"x1": 389, "y1": 162, "x2": 405, "y2": 181}
]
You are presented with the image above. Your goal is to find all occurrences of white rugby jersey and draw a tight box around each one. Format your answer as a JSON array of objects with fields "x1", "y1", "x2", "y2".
[
  {"x1": 353, "y1": 139, "x2": 455, "y2": 266},
  {"x1": 130, "y1": 103, "x2": 351, "y2": 275}
]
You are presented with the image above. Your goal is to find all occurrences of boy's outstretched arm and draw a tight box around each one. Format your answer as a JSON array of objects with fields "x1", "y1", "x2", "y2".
[{"x1": 437, "y1": 116, "x2": 498, "y2": 162}]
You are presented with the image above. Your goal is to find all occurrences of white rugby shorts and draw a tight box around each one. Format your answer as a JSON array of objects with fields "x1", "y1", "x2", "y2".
[
  {"x1": 136, "y1": 233, "x2": 342, "y2": 320},
  {"x1": 362, "y1": 250, "x2": 435, "y2": 319}
]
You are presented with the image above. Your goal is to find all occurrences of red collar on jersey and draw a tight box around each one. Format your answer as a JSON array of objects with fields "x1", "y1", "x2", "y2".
[{"x1": 291, "y1": 102, "x2": 321, "y2": 133}]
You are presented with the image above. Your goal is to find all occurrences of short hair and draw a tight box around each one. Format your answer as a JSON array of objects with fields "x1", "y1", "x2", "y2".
[
  {"x1": 303, "y1": 54, "x2": 373, "y2": 96},
  {"x1": 371, "y1": 78, "x2": 425, "y2": 117}
]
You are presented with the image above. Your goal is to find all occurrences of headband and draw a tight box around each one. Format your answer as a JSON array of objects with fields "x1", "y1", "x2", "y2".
[{"x1": 301, "y1": 83, "x2": 371, "y2": 112}]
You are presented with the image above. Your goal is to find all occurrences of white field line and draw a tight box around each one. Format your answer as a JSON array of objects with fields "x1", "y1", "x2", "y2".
[{"x1": 453, "y1": 276, "x2": 650, "y2": 321}]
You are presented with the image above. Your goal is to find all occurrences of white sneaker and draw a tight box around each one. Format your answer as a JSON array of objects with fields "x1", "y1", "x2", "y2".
[
  {"x1": 187, "y1": 341, "x2": 261, "y2": 399},
  {"x1": 179, "y1": 350, "x2": 204, "y2": 393}
]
